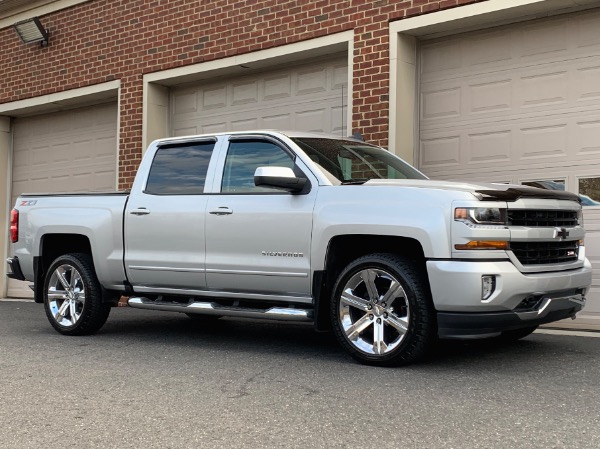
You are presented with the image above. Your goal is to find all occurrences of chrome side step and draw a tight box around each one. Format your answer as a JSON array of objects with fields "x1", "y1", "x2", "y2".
[{"x1": 127, "y1": 297, "x2": 313, "y2": 322}]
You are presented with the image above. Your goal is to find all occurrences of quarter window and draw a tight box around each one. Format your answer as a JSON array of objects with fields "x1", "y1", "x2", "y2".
[
  {"x1": 145, "y1": 142, "x2": 215, "y2": 195},
  {"x1": 578, "y1": 177, "x2": 600, "y2": 206},
  {"x1": 221, "y1": 140, "x2": 295, "y2": 193}
]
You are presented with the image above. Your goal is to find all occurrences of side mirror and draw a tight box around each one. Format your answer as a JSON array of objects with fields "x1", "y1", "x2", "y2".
[{"x1": 254, "y1": 166, "x2": 307, "y2": 193}]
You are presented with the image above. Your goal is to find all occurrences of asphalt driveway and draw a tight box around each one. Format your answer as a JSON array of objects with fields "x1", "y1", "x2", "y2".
[{"x1": 0, "y1": 300, "x2": 599, "y2": 449}]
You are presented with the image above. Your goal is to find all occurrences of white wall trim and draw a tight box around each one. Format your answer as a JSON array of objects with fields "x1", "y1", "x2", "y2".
[
  {"x1": 0, "y1": 116, "x2": 11, "y2": 297},
  {"x1": 388, "y1": 0, "x2": 600, "y2": 160},
  {"x1": 0, "y1": 0, "x2": 90, "y2": 30},
  {"x1": 142, "y1": 31, "x2": 354, "y2": 150},
  {"x1": 0, "y1": 80, "x2": 120, "y2": 117}
]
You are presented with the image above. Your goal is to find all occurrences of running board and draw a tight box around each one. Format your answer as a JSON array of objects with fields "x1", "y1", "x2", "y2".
[{"x1": 127, "y1": 297, "x2": 313, "y2": 322}]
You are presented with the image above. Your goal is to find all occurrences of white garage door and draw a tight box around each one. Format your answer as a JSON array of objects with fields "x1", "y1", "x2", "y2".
[
  {"x1": 170, "y1": 55, "x2": 348, "y2": 136},
  {"x1": 418, "y1": 9, "x2": 600, "y2": 316},
  {"x1": 8, "y1": 103, "x2": 118, "y2": 298}
]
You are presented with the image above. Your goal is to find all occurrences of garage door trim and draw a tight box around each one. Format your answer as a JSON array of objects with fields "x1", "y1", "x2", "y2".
[
  {"x1": 142, "y1": 31, "x2": 354, "y2": 152},
  {"x1": 0, "y1": 81, "x2": 120, "y2": 298},
  {"x1": 388, "y1": 0, "x2": 600, "y2": 163}
]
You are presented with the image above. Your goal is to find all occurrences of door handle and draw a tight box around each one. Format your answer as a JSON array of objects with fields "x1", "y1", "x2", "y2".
[
  {"x1": 130, "y1": 208, "x2": 151, "y2": 216},
  {"x1": 209, "y1": 207, "x2": 233, "y2": 216}
]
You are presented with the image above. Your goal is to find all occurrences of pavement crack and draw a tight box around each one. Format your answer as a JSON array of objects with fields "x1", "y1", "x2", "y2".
[{"x1": 221, "y1": 367, "x2": 272, "y2": 399}]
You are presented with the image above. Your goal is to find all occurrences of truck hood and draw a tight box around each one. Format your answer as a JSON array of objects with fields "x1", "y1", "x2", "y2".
[{"x1": 364, "y1": 179, "x2": 580, "y2": 202}]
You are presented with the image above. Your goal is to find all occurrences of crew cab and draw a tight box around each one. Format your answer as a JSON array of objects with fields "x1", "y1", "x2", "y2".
[{"x1": 6, "y1": 131, "x2": 592, "y2": 366}]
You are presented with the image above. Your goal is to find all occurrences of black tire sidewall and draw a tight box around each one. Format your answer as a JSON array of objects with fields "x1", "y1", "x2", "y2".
[
  {"x1": 330, "y1": 253, "x2": 434, "y2": 366},
  {"x1": 43, "y1": 253, "x2": 108, "y2": 336}
]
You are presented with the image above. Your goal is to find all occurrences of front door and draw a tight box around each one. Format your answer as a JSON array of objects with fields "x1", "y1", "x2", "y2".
[{"x1": 205, "y1": 137, "x2": 316, "y2": 300}]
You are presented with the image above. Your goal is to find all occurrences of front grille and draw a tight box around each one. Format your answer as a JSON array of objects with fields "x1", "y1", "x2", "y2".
[
  {"x1": 507, "y1": 210, "x2": 578, "y2": 227},
  {"x1": 510, "y1": 241, "x2": 579, "y2": 265}
]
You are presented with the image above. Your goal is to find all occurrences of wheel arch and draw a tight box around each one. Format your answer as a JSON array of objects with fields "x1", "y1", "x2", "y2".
[
  {"x1": 313, "y1": 234, "x2": 429, "y2": 331},
  {"x1": 33, "y1": 234, "x2": 92, "y2": 303}
]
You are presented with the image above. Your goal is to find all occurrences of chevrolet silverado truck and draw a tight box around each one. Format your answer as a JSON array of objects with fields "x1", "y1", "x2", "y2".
[{"x1": 6, "y1": 131, "x2": 592, "y2": 366}]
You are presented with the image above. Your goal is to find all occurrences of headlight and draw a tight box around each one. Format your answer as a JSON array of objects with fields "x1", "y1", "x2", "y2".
[{"x1": 454, "y1": 207, "x2": 506, "y2": 225}]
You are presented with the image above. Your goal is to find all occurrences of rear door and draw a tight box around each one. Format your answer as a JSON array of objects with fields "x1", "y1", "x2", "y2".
[
  {"x1": 124, "y1": 137, "x2": 220, "y2": 293},
  {"x1": 204, "y1": 136, "x2": 317, "y2": 301}
]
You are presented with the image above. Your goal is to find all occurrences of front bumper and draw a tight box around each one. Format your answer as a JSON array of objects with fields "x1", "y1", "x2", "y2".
[
  {"x1": 427, "y1": 258, "x2": 592, "y2": 313},
  {"x1": 6, "y1": 257, "x2": 26, "y2": 281},
  {"x1": 427, "y1": 258, "x2": 592, "y2": 338},
  {"x1": 437, "y1": 294, "x2": 585, "y2": 338}
]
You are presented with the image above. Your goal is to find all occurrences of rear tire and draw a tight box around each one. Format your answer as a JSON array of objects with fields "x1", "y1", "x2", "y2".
[
  {"x1": 43, "y1": 253, "x2": 111, "y2": 336},
  {"x1": 330, "y1": 253, "x2": 435, "y2": 367}
]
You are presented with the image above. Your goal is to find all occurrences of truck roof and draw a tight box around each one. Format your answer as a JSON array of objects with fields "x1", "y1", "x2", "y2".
[{"x1": 152, "y1": 130, "x2": 359, "y2": 145}]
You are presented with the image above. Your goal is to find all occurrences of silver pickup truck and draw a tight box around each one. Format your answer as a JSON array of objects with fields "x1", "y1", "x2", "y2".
[{"x1": 6, "y1": 131, "x2": 592, "y2": 366}]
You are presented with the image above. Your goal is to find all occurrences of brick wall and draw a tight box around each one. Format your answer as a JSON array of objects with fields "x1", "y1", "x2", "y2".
[{"x1": 0, "y1": 0, "x2": 486, "y2": 188}]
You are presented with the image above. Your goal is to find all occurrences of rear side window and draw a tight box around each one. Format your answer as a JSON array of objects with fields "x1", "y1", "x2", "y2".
[{"x1": 145, "y1": 141, "x2": 215, "y2": 195}]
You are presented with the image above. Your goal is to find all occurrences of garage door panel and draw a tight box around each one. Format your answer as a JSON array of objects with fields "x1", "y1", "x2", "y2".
[
  {"x1": 468, "y1": 78, "x2": 512, "y2": 116},
  {"x1": 330, "y1": 104, "x2": 347, "y2": 135},
  {"x1": 8, "y1": 102, "x2": 118, "y2": 298},
  {"x1": 332, "y1": 64, "x2": 348, "y2": 89},
  {"x1": 231, "y1": 80, "x2": 259, "y2": 106},
  {"x1": 420, "y1": 134, "x2": 461, "y2": 169},
  {"x1": 518, "y1": 70, "x2": 569, "y2": 109},
  {"x1": 173, "y1": 125, "x2": 201, "y2": 136},
  {"x1": 171, "y1": 55, "x2": 348, "y2": 138},
  {"x1": 264, "y1": 74, "x2": 292, "y2": 100},
  {"x1": 230, "y1": 117, "x2": 259, "y2": 131},
  {"x1": 519, "y1": 18, "x2": 568, "y2": 57},
  {"x1": 463, "y1": 29, "x2": 513, "y2": 67},
  {"x1": 421, "y1": 86, "x2": 461, "y2": 122},
  {"x1": 576, "y1": 118, "x2": 600, "y2": 154},
  {"x1": 579, "y1": 12, "x2": 600, "y2": 49},
  {"x1": 296, "y1": 66, "x2": 328, "y2": 95},
  {"x1": 172, "y1": 90, "x2": 198, "y2": 114},
  {"x1": 262, "y1": 113, "x2": 291, "y2": 130}
]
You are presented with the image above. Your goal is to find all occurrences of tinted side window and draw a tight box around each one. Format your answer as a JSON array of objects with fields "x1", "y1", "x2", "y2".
[
  {"x1": 221, "y1": 140, "x2": 294, "y2": 193},
  {"x1": 145, "y1": 142, "x2": 215, "y2": 195}
]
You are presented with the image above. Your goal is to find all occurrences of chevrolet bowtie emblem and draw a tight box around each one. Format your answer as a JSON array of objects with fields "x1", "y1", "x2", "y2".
[{"x1": 555, "y1": 227, "x2": 570, "y2": 239}]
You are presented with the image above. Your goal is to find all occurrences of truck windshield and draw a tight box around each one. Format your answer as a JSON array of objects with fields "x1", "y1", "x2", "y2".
[{"x1": 291, "y1": 137, "x2": 427, "y2": 185}]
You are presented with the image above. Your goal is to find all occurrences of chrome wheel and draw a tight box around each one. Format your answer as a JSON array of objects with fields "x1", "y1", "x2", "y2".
[
  {"x1": 47, "y1": 264, "x2": 86, "y2": 328},
  {"x1": 339, "y1": 268, "x2": 410, "y2": 355}
]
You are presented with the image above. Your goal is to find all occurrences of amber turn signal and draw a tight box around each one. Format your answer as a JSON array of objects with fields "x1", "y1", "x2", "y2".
[{"x1": 454, "y1": 240, "x2": 509, "y2": 250}]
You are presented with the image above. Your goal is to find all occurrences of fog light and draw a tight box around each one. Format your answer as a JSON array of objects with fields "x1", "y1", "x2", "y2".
[{"x1": 482, "y1": 275, "x2": 496, "y2": 301}]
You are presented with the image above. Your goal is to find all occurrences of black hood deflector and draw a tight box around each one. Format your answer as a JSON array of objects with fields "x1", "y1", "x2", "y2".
[{"x1": 475, "y1": 186, "x2": 580, "y2": 203}]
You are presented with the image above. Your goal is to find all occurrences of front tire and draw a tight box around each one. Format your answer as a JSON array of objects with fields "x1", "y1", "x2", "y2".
[
  {"x1": 330, "y1": 253, "x2": 435, "y2": 367},
  {"x1": 43, "y1": 253, "x2": 111, "y2": 336}
]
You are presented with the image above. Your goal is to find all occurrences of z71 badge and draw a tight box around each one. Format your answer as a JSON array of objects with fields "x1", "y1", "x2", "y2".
[{"x1": 19, "y1": 200, "x2": 37, "y2": 207}]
